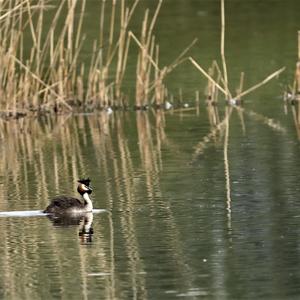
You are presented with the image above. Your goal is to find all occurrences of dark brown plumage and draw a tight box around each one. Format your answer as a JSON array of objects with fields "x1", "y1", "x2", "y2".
[
  {"x1": 43, "y1": 196, "x2": 84, "y2": 214},
  {"x1": 44, "y1": 178, "x2": 93, "y2": 215}
]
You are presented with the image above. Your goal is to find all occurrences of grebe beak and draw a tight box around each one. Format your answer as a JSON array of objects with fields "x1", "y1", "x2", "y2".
[{"x1": 86, "y1": 185, "x2": 92, "y2": 194}]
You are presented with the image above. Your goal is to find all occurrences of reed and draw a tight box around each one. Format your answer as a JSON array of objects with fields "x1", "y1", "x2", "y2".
[
  {"x1": 129, "y1": 0, "x2": 196, "y2": 109},
  {"x1": 204, "y1": 61, "x2": 222, "y2": 105},
  {"x1": 283, "y1": 32, "x2": 300, "y2": 104},
  {"x1": 0, "y1": 0, "x2": 285, "y2": 120},
  {"x1": 291, "y1": 105, "x2": 300, "y2": 139},
  {"x1": 114, "y1": 0, "x2": 140, "y2": 103},
  {"x1": 298, "y1": 30, "x2": 300, "y2": 61},
  {"x1": 1, "y1": 0, "x2": 193, "y2": 118},
  {"x1": 190, "y1": 0, "x2": 285, "y2": 106},
  {"x1": 220, "y1": 0, "x2": 230, "y2": 99}
]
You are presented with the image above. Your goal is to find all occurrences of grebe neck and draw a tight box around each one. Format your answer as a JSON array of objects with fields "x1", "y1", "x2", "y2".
[{"x1": 82, "y1": 193, "x2": 93, "y2": 212}]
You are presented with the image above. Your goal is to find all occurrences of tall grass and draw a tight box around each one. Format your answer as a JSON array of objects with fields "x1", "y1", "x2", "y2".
[
  {"x1": 190, "y1": 0, "x2": 285, "y2": 105},
  {"x1": 0, "y1": 0, "x2": 192, "y2": 118}
]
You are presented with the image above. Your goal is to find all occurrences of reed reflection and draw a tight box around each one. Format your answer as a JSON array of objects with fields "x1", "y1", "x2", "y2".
[
  {"x1": 290, "y1": 105, "x2": 300, "y2": 139},
  {"x1": 0, "y1": 108, "x2": 219, "y2": 298},
  {"x1": 0, "y1": 114, "x2": 112, "y2": 298}
]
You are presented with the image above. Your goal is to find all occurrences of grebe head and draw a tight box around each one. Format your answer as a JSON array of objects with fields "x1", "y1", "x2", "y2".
[{"x1": 77, "y1": 178, "x2": 92, "y2": 195}]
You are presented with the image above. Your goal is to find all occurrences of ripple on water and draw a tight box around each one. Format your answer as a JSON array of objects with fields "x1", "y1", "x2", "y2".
[{"x1": 175, "y1": 288, "x2": 209, "y2": 297}]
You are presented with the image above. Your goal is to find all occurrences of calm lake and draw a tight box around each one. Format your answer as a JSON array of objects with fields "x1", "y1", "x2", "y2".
[{"x1": 1, "y1": 0, "x2": 300, "y2": 299}]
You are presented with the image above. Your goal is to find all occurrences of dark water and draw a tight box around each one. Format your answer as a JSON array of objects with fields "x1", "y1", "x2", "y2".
[{"x1": 1, "y1": 1, "x2": 300, "y2": 299}]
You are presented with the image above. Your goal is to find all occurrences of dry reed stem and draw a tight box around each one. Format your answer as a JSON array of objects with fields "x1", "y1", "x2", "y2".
[
  {"x1": 0, "y1": 0, "x2": 194, "y2": 114},
  {"x1": 129, "y1": 31, "x2": 160, "y2": 72},
  {"x1": 169, "y1": 39, "x2": 198, "y2": 72},
  {"x1": 191, "y1": 0, "x2": 284, "y2": 104},
  {"x1": 40, "y1": 0, "x2": 66, "y2": 62},
  {"x1": 0, "y1": 0, "x2": 28, "y2": 21},
  {"x1": 146, "y1": 0, "x2": 162, "y2": 48},
  {"x1": 25, "y1": 0, "x2": 38, "y2": 50},
  {"x1": 191, "y1": 58, "x2": 285, "y2": 102},
  {"x1": 295, "y1": 62, "x2": 300, "y2": 94},
  {"x1": 189, "y1": 57, "x2": 227, "y2": 95},
  {"x1": 131, "y1": 1, "x2": 165, "y2": 107},
  {"x1": 154, "y1": 45, "x2": 163, "y2": 105},
  {"x1": 235, "y1": 67, "x2": 285, "y2": 99},
  {"x1": 75, "y1": 0, "x2": 86, "y2": 50},
  {"x1": 220, "y1": 0, "x2": 230, "y2": 99},
  {"x1": 211, "y1": 60, "x2": 233, "y2": 99},
  {"x1": 298, "y1": 30, "x2": 300, "y2": 61},
  {"x1": 99, "y1": 0, "x2": 106, "y2": 48},
  {"x1": 291, "y1": 105, "x2": 300, "y2": 139},
  {"x1": 113, "y1": 0, "x2": 140, "y2": 100},
  {"x1": 105, "y1": 0, "x2": 139, "y2": 67},
  {"x1": 237, "y1": 72, "x2": 244, "y2": 96},
  {"x1": 10, "y1": 54, "x2": 72, "y2": 110},
  {"x1": 205, "y1": 64, "x2": 216, "y2": 100},
  {"x1": 106, "y1": 0, "x2": 116, "y2": 61}
]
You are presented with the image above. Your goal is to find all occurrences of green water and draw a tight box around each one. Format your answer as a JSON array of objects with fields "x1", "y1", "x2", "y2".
[{"x1": 1, "y1": 1, "x2": 300, "y2": 299}]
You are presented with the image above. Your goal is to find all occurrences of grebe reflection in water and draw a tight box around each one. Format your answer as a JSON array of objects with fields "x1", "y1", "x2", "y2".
[{"x1": 46, "y1": 211, "x2": 94, "y2": 243}]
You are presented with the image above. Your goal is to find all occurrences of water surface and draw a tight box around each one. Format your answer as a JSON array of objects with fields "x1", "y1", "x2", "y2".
[{"x1": 1, "y1": 1, "x2": 300, "y2": 299}]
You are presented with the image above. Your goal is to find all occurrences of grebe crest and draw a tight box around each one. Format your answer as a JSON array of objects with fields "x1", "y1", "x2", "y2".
[{"x1": 44, "y1": 178, "x2": 93, "y2": 215}]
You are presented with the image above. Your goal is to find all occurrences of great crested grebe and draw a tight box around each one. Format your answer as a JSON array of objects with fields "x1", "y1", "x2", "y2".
[{"x1": 44, "y1": 178, "x2": 93, "y2": 215}]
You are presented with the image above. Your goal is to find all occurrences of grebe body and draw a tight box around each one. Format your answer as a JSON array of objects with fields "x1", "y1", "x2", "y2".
[{"x1": 44, "y1": 178, "x2": 93, "y2": 215}]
